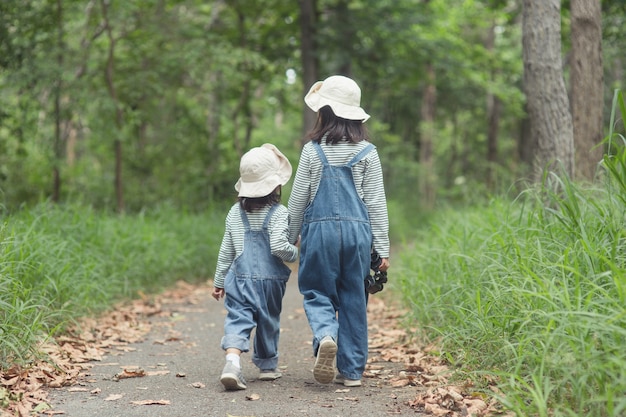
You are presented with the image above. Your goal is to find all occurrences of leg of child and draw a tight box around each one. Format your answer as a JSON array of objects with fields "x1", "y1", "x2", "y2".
[
  {"x1": 221, "y1": 347, "x2": 246, "y2": 390},
  {"x1": 226, "y1": 348, "x2": 241, "y2": 368}
]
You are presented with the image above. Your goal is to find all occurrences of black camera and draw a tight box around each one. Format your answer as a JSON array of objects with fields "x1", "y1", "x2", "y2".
[{"x1": 365, "y1": 250, "x2": 387, "y2": 294}]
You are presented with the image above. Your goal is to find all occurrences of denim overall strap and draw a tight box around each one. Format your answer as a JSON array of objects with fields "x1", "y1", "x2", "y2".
[
  {"x1": 312, "y1": 140, "x2": 330, "y2": 165},
  {"x1": 346, "y1": 143, "x2": 375, "y2": 168},
  {"x1": 261, "y1": 204, "x2": 279, "y2": 230},
  {"x1": 304, "y1": 141, "x2": 374, "y2": 223},
  {"x1": 298, "y1": 141, "x2": 375, "y2": 380},
  {"x1": 233, "y1": 204, "x2": 290, "y2": 280},
  {"x1": 238, "y1": 204, "x2": 251, "y2": 231}
]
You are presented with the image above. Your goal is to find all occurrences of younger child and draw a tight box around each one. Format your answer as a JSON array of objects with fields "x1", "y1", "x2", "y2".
[{"x1": 212, "y1": 143, "x2": 299, "y2": 391}]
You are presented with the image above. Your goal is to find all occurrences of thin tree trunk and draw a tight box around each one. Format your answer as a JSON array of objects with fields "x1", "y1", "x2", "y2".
[
  {"x1": 571, "y1": 0, "x2": 603, "y2": 182},
  {"x1": 52, "y1": 0, "x2": 64, "y2": 203},
  {"x1": 485, "y1": 23, "x2": 501, "y2": 189},
  {"x1": 299, "y1": 0, "x2": 318, "y2": 142},
  {"x1": 420, "y1": 63, "x2": 436, "y2": 208},
  {"x1": 101, "y1": 0, "x2": 125, "y2": 212},
  {"x1": 205, "y1": 1, "x2": 224, "y2": 202},
  {"x1": 522, "y1": 0, "x2": 574, "y2": 182}
]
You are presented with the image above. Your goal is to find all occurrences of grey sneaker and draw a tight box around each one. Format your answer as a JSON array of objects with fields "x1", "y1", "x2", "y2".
[
  {"x1": 333, "y1": 374, "x2": 362, "y2": 387},
  {"x1": 259, "y1": 369, "x2": 282, "y2": 381},
  {"x1": 220, "y1": 361, "x2": 247, "y2": 390},
  {"x1": 313, "y1": 336, "x2": 337, "y2": 384}
]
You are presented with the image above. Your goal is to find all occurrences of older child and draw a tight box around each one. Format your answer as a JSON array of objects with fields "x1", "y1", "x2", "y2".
[
  {"x1": 213, "y1": 144, "x2": 298, "y2": 391},
  {"x1": 288, "y1": 75, "x2": 390, "y2": 387}
]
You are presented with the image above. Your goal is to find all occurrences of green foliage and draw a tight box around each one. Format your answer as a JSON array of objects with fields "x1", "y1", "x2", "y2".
[
  {"x1": 0, "y1": 203, "x2": 224, "y2": 368},
  {"x1": 0, "y1": 0, "x2": 624, "y2": 212},
  {"x1": 394, "y1": 92, "x2": 626, "y2": 416}
]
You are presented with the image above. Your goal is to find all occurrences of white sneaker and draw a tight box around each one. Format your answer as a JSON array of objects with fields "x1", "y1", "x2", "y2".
[
  {"x1": 220, "y1": 361, "x2": 247, "y2": 390},
  {"x1": 259, "y1": 369, "x2": 282, "y2": 381},
  {"x1": 333, "y1": 374, "x2": 362, "y2": 387},
  {"x1": 313, "y1": 336, "x2": 337, "y2": 384}
]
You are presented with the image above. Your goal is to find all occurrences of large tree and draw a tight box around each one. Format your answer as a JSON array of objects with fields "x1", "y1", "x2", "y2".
[
  {"x1": 522, "y1": 0, "x2": 574, "y2": 181},
  {"x1": 571, "y1": 0, "x2": 604, "y2": 182}
]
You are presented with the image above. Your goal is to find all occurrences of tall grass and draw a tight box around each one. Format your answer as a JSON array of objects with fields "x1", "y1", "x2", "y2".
[
  {"x1": 396, "y1": 90, "x2": 626, "y2": 416},
  {"x1": 0, "y1": 203, "x2": 225, "y2": 368}
]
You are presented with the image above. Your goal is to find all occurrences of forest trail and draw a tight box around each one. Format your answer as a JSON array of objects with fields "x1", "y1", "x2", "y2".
[{"x1": 3, "y1": 278, "x2": 500, "y2": 417}]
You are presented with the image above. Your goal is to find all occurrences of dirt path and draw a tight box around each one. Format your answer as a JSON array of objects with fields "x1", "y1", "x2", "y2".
[{"x1": 45, "y1": 279, "x2": 428, "y2": 417}]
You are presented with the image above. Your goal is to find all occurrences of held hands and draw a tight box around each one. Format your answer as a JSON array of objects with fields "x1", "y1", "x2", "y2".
[{"x1": 212, "y1": 287, "x2": 225, "y2": 301}]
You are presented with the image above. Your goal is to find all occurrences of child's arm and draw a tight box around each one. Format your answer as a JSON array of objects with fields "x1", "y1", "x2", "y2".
[
  {"x1": 270, "y1": 205, "x2": 299, "y2": 262},
  {"x1": 213, "y1": 207, "x2": 237, "y2": 299}
]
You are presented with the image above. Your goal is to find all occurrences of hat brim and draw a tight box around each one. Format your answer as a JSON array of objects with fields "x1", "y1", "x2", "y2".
[
  {"x1": 304, "y1": 82, "x2": 370, "y2": 122},
  {"x1": 234, "y1": 143, "x2": 292, "y2": 198},
  {"x1": 235, "y1": 176, "x2": 283, "y2": 198}
]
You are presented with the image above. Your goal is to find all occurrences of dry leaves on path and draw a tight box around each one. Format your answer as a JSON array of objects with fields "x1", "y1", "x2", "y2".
[
  {"x1": 0, "y1": 281, "x2": 202, "y2": 417},
  {"x1": 365, "y1": 296, "x2": 514, "y2": 416},
  {"x1": 2, "y1": 281, "x2": 511, "y2": 417}
]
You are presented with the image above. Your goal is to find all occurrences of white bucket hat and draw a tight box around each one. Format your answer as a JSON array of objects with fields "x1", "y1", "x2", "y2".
[
  {"x1": 304, "y1": 75, "x2": 370, "y2": 122},
  {"x1": 235, "y1": 144, "x2": 292, "y2": 198}
]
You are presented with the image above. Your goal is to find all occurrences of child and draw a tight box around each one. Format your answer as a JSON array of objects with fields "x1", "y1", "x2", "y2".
[
  {"x1": 212, "y1": 143, "x2": 299, "y2": 391},
  {"x1": 288, "y1": 75, "x2": 390, "y2": 387}
]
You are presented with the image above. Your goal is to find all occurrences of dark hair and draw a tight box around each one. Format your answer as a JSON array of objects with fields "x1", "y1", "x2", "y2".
[
  {"x1": 239, "y1": 186, "x2": 281, "y2": 212},
  {"x1": 306, "y1": 105, "x2": 370, "y2": 145}
]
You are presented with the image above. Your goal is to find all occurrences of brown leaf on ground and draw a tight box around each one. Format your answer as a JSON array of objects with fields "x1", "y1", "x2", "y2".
[
  {"x1": 130, "y1": 399, "x2": 171, "y2": 405},
  {"x1": 0, "y1": 281, "x2": 199, "y2": 416},
  {"x1": 366, "y1": 296, "x2": 509, "y2": 416},
  {"x1": 114, "y1": 367, "x2": 146, "y2": 380}
]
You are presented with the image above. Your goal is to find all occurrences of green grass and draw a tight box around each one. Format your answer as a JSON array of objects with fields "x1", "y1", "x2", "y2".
[
  {"x1": 395, "y1": 90, "x2": 626, "y2": 416},
  {"x1": 0, "y1": 203, "x2": 225, "y2": 368}
]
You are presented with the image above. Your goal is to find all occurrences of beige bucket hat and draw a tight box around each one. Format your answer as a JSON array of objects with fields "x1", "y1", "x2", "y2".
[
  {"x1": 304, "y1": 75, "x2": 370, "y2": 122},
  {"x1": 235, "y1": 144, "x2": 292, "y2": 198}
]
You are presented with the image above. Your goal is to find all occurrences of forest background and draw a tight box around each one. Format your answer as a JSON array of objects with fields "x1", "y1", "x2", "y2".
[{"x1": 1, "y1": 1, "x2": 626, "y2": 416}]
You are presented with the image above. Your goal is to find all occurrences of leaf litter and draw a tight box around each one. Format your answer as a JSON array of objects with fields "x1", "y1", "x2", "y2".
[{"x1": 1, "y1": 280, "x2": 513, "y2": 416}]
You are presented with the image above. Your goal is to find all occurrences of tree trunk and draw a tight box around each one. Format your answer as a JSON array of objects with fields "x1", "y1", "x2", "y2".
[
  {"x1": 101, "y1": 0, "x2": 125, "y2": 212},
  {"x1": 419, "y1": 63, "x2": 436, "y2": 208},
  {"x1": 522, "y1": 0, "x2": 574, "y2": 182},
  {"x1": 52, "y1": 0, "x2": 64, "y2": 203},
  {"x1": 299, "y1": 0, "x2": 318, "y2": 142},
  {"x1": 205, "y1": 1, "x2": 224, "y2": 202},
  {"x1": 486, "y1": 23, "x2": 501, "y2": 190},
  {"x1": 571, "y1": 0, "x2": 603, "y2": 182}
]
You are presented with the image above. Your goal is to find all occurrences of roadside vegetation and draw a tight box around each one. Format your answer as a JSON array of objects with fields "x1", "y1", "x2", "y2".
[
  {"x1": 396, "y1": 92, "x2": 626, "y2": 416},
  {"x1": 0, "y1": 204, "x2": 224, "y2": 368}
]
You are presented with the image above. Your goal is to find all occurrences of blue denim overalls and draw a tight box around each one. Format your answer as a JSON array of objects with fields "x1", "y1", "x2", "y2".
[
  {"x1": 221, "y1": 204, "x2": 292, "y2": 371},
  {"x1": 298, "y1": 141, "x2": 374, "y2": 381}
]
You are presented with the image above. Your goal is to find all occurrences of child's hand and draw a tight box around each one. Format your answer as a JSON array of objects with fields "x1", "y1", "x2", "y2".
[
  {"x1": 379, "y1": 258, "x2": 390, "y2": 272},
  {"x1": 212, "y1": 287, "x2": 225, "y2": 301}
]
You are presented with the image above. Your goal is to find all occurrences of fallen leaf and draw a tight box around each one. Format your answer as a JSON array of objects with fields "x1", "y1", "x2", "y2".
[
  {"x1": 104, "y1": 394, "x2": 124, "y2": 401},
  {"x1": 130, "y1": 399, "x2": 171, "y2": 405},
  {"x1": 145, "y1": 370, "x2": 170, "y2": 376},
  {"x1": 246, "y1": 393, "x2": 261, "y2": 401},
  {"x1": 115, "y1": 368, "x2": 146, "y2": 379}
]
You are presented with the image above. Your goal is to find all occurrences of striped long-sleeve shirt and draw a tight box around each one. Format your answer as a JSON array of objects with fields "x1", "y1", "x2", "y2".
[
  {"x1": 213, "y1": 203, "x2": 299, "y2": 289},
  {"x1": 287, "y1": 140, "x2": 390, "y2": 258}
]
